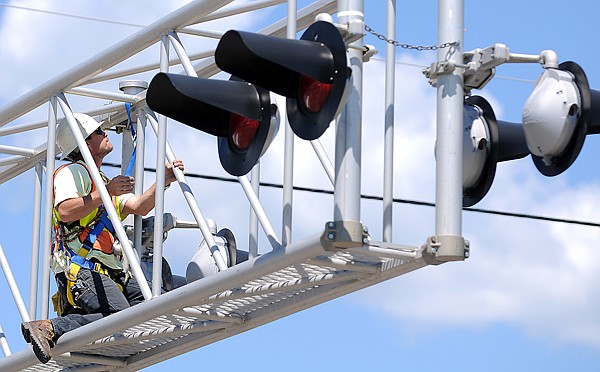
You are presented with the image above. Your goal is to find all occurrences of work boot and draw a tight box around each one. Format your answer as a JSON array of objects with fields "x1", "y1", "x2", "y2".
[{"x1": 21, "y1": 320, "x2": 55, "y2": 364}]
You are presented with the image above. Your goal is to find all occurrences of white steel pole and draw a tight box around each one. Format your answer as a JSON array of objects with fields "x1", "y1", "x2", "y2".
[
  {"x1": 28, "y1": 162, "x2": 43, "y2": 319},
  {"x1": 282, "y1": 0, "x2": 297, "y2": 247},
  {"x1": 310, "y1": 139, "x2": 335, "y2": 184},
  {"x1": 133, "y1": 106, "x2": 147, "y2": 258},
  {"x1": 238, "y1": 175, "x2": 283, "y2": 251},
  {"x1": 0, "y1": 324, "x2": 11, "y2": 357},
  {"x1": 119, "y1": 81, "x2": 148, "y2": 260},
  {"x1": 249, "y1": 165, "x2": 260, "y2": 258},
  {"x1": 119, "y1": 91, "x2": 136, "y2": 266},
  {"x1": 168, "y1": 32, "x2": 198, "y2": 77},
  {"x1": 383, "y1": 0, "x2": 396, "y2": 242},
  {"x1": 434, "y1": 0, "x2": 466, "y2": 259},
  {"x1": 335, "y1": 0, "x2": 364, "y2": 223},
  {"x1": 40, "y1": 97, "x2": 58, "y2": 319},
  {"x1": 152, "y1": 35, "x2": 170, "y2": 297},
  {"x1": 0, "y1": 243, "x2": 31, "y2": 323}
]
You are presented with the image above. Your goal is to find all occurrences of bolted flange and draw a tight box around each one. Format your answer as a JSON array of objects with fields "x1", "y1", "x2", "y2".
[
  {"x1": 423, "y1": 235, "x2": 470, "y2": 265},
  {"x1": 320, "y1": 220, "x2": 370, "y2": 251}
]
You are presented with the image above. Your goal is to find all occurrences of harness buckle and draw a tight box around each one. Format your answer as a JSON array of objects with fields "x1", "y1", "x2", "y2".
[{"x1": 93, "y1": 262, "x2": 102, "y2": 272}]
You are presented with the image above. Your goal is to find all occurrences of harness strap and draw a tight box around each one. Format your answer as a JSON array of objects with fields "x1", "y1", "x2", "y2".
[
  {"x1": 65, "y1": 257, "x2": 122, "y2": 308},
  {"x1": 80, "y1": 208, "x2": 116, "y2": 252},
  {"x1": 65, "y1": 264, "x2": 81, "y2": 308},
  {"x1": 63, "y1": 242, "x2": 124, "y2": 307},
  {"x1": 124, "y1": 103, "x2": 137, "y2": 177},
  {"x1": 64, "y1": 209, "x2": 120, "y2": 309},
  {"x1": 69, "y1": 253, "x2": 103, "y2": 272}
]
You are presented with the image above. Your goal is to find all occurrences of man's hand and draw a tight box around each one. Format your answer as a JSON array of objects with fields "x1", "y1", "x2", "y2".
[
  {"x1": 165, "y1": 159, "x2": 184, "y2": 186},
  {"x1": 107, "y1": 175, "x2": 135, "y2": 196},
  {"x1": 120, "y1": 159, "x2": 185, "y2": 216}
]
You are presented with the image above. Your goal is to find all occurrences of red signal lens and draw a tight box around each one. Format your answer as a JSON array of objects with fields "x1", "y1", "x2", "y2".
[
  {"x1": 299, "y1": 75, "x2": 333, "y2": 114},
  {"x1": 230, "y1": 113, "x2": 259, "y2": 151}
]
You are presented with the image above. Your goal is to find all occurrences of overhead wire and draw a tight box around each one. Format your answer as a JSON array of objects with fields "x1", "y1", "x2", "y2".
[
  {"x1": 0, "y1": 3, "x2": 145, "y2": 28},
  {"x1": 99, "y1": 161, "x2": 600, "y2": 228}
]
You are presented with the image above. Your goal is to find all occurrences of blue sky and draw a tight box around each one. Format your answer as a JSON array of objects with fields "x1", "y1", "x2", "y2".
[{"x1": 0, "y1": 1, "x2": 599, "y2": 371}]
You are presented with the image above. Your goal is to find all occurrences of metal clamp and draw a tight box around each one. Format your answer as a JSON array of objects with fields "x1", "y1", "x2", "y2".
[
  {"x1": 422, "y1": 235, "x2": 470, "y2": 265},
  {"x1": 320, "y1": 220, "x2": 370, "y2": 251},
  {"x1": 422, "y1": 60, "x2": 458, "y2": 87},
  {"x1": 335, "y1": 19, "x2": 365, "y2": 45}
]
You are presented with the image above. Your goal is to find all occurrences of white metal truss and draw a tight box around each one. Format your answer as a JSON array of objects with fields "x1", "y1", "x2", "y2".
[{"x1": 0, "y1": 0, "x2": 467, "y2": 370}]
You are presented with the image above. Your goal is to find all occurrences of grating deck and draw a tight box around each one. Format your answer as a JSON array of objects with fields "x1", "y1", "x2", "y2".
[{"x1": 2, "y1": 234, "x2": 428, "y2": 371}]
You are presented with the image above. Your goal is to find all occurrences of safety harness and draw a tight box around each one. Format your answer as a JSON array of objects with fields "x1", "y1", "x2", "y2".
[{"x1": 52, "y1": 162, "x2": 122, "y2": 310}]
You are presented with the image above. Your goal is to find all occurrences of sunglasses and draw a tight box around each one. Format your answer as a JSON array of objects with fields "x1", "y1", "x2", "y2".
[{"x1": 86, "y1": 127, "x2": 105, "y2": 140}]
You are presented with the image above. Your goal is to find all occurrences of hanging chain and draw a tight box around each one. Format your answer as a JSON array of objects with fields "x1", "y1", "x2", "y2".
[{"x1": 364, "y1": 24, "x2": 458, "y2": 51}]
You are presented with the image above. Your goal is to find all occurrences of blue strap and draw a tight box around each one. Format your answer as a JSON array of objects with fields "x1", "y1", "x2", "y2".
[
  {"x1": 69, "y1": 253, "x2": 98, "y2": 271},
  {"x1": 65, "y1": 209, "x2": 115, "y2": 273},
  {"x1": 124, "y1": 103, "x2": 137, "y2": 177},
  {"x1": 58, "y1": 237, "x2": 99, "y2": 272},
  {"x1": 81, "y1": 208, "x2": 115, "y2": 250}
]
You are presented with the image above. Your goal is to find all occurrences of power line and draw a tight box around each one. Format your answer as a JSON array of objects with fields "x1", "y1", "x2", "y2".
[
  {"x1": 100, "y1": 161, "x2": 600, "y2": 228},
  {"x1": 0, "y1": 3, "x2": 145, "y2": 28}
]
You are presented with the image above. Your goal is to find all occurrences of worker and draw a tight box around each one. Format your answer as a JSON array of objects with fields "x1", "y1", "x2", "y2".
[{"x1": 20, "y1": 113, "x2": 184, "y2": 364}]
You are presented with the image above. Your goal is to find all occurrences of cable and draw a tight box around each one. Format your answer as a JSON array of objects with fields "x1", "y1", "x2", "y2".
[
  {"x1": 99, "y1": 161, "x2": 600, "y2": 228},
  {"x1": 0, "y1": 3, "x2": 145, "y2": 28}
]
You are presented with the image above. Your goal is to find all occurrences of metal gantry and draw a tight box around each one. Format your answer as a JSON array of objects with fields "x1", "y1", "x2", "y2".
[{"x1": 0, "y1": 0, "x2": 468, "y2": 370}]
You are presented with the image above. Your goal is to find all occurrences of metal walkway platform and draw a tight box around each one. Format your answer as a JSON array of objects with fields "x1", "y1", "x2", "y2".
[{"x1": 4, "y1": 235, "x2": 426, "y2": 371}]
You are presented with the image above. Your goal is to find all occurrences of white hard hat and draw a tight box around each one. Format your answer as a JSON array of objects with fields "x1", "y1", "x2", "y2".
[{"x1": 56, "y1": 113, "x2": 102, "y2": 159}]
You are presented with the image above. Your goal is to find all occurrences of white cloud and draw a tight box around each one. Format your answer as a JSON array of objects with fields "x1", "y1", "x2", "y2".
[{"x1": 354, "y1": 151, "x2": 600, "y2": 349}]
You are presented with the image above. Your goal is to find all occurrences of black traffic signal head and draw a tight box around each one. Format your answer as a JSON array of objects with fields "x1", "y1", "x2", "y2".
[
  {"x1": 462, "y1": 96, "x2": 529, "y2": 207},
  {"x1": 147, "y1": 72, "x2": 279, "y2": 176},
  {"x1": 462, "y1": 95, "x2": 499, "y2": 207},
  {"x1": 215, "y1": 21, "x2": 349, "y2": 140}
]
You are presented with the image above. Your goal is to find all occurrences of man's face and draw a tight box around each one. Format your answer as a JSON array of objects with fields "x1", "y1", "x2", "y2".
[{"x1": 85, "y1": 127, "x2": 113, "y2": 158}]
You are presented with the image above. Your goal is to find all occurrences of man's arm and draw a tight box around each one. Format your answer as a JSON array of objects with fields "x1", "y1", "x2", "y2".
[
  {"x1": 56, "y1": 189, "x2": 104, "y2": 223},
  {"x1": 57, "y1": 175, "x2": 135, "y2": 222},
  {"x1": 121, "y1": 160, "x2": 184, "y2": 216}
]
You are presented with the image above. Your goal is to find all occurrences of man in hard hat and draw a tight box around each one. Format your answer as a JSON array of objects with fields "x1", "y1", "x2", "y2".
[{"x1": 21, "y1": 113, "x2": 184, "y2": 364}]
